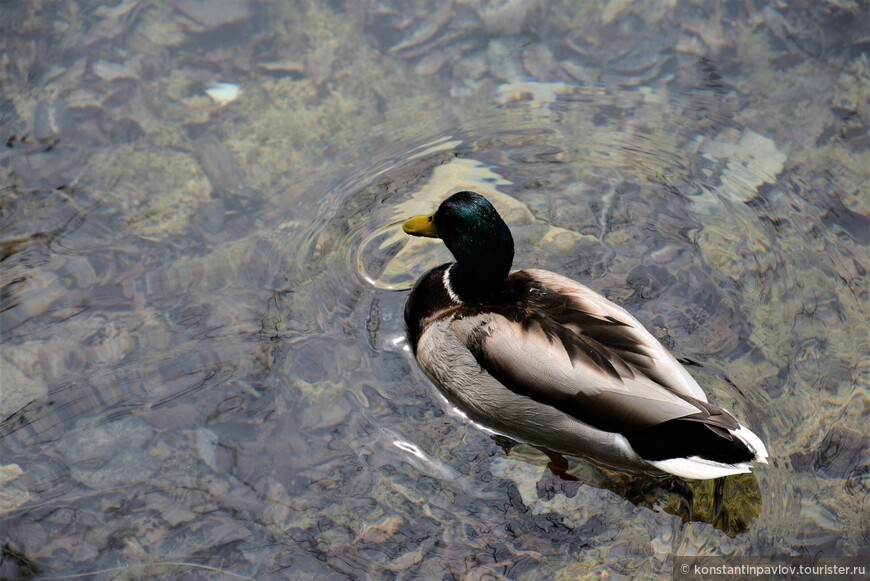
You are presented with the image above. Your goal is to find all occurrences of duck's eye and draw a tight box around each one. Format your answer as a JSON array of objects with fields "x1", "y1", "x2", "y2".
[{"x1": 428, "y1": 216, "x2": 432, "y2": 222}]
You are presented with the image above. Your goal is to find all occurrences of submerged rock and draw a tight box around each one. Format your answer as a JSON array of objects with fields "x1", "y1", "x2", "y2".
[
  {"x1": 173, "y1": 0, "x2": 251, "y2": 31},
  {"x1": 0, "y1": 464, "x2": 30, "y2": 515},
  {"x1": 702, "y1": 129, "x2": 787, "y2": 202},
  {"x1": 0, "y1": 355, "x2": 48, "y2": 419},
  {"x1": 59, "y1": 417, "x2": 160, "y2": 489}
]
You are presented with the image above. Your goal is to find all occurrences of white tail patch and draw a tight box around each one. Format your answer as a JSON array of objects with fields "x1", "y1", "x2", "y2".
[
  {"x1": 733, "y1": 423, "x2": 769, "y2": 464},
  {"x1": 648, "y1": 422, "x2": 768, "y2": 479},
  {"x1": 648, "y1": 457, "x2": 754, "y2": 480}
]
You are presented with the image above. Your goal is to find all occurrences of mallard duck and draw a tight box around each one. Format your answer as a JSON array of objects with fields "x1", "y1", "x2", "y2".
[{"x1": 402, "y1": 191, "x2": 768, "y2": 480}]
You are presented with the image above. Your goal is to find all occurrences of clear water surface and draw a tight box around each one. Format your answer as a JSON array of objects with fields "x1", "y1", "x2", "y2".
[{"x1": 1, "y1": 1, "x2": 867, "y2": 578}]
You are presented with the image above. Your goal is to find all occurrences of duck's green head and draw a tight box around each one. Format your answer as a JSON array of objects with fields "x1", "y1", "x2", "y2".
[{"x1": 403, "y1": 191, "x2": 514, "y2": 301}]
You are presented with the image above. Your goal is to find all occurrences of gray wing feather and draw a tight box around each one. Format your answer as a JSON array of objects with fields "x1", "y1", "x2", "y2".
[
  {"x1": 525, "y1": 269, "x2": 708, "y2": 402},
  {"x1": 444, "y1": 269, "x2": 720, "y2": 433}
]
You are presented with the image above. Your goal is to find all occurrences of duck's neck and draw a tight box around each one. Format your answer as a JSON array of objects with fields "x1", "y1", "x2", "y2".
[{"x1": 446, "y1": 254, "x2": 512, "y2": 304}]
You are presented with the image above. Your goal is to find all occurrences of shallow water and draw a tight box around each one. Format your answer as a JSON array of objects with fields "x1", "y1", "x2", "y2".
[{"x1": 1, "y1": 0, "x2": 868, "y2": 578}]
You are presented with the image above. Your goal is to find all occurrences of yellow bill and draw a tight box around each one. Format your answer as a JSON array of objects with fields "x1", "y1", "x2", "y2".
[{"x1": 402, "y1": 214, "x2": 439, "y2": 237}]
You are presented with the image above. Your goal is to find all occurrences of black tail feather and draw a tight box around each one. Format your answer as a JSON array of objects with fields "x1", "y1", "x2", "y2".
[{"x1": 626, "y1": 419, "x2": 755, "y2": 464}]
